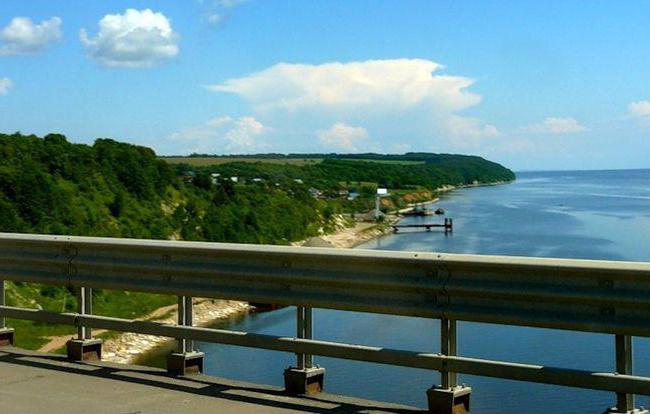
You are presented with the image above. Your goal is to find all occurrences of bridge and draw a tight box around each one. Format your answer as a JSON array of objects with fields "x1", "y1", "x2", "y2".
[{"x1": 1, "y1": 232, "x2": 650, "y2": 413}]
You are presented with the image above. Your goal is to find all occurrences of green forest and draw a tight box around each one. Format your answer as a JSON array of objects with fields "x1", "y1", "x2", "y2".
[{"x1": 0, "y1": 132, "x2": 514, "y2": 349}]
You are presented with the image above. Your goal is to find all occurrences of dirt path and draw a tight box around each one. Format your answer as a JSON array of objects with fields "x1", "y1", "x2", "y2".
[
  {"x1": 319, "y1": 221, "x2": 390, "y2": 248},
  {"x1": 36, "y1": 301, "x2": 218, "y2": 354},
  {"x1": 38, "y1": 330, "x2": 107, "y2": 353}
]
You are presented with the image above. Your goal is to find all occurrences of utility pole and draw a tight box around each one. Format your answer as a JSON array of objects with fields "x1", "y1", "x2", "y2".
[{"x1": 375, "y1": 188, "x2": 388, "y2": 219}]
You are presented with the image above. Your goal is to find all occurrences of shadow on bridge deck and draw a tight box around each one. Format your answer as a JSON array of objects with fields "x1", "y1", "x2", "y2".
[{"x1": 0, "y1": 347, "x2": 423, "y2": 414}]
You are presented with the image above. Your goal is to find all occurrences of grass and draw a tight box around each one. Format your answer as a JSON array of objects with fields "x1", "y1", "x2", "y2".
[
  {"x1": 5, "y1": 281, "x2": 177, "y2": 350},
  {"x1": 343, "y1": 159, "x2": 425, "y2": 165},
  {"x1": 161, "y1": 157, "x2": 425, "y2": 167},
  {"x1": 161, "y1": 157, "x2": 323, "y2": 166}
]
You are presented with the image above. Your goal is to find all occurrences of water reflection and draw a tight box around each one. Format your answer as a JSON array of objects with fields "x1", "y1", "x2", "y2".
[{"x1": 196, "y1": 170, "x2": 650, "y2": 413}]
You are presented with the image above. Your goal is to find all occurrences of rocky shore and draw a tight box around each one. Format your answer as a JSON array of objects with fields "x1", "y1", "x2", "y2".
[{"x1": 102, "y1": 299, "x2": 251, "y2": 364}]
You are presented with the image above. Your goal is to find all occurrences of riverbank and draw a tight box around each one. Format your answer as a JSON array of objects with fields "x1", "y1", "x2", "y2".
[
  {"x1": 307, "y1": 180, "x2": 512, "y2": 248},
  {"x1": 102, "y1": 299, "x2": 251, "y2": 363},
  {"x1": 69, "y1": 179, "x2": 510, "y2": 363},
  {"x1": 38, "y1": 299, "x2": 252, "y2": 363},
  {"x1": 318, "y1": 219, "x2": 398, "y2": 248}
]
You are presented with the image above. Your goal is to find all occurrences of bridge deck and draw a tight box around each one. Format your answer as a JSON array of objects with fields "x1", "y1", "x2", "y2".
[{"x1": 0, "y1": 347, "x2": 421, "y2": 414}]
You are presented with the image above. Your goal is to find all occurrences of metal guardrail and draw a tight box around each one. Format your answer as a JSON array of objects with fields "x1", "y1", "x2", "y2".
[{"x1": 0, "y1": 232, "x2": 649, "y2": 412}]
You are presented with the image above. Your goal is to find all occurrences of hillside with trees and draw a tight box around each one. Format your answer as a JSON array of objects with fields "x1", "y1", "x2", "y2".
[
  {"x1": 0, "y1": 132, "x2": 325, "y2": 243},
  {"x1": 0, "y1": 132, "x2": 514, "y2": 349}
]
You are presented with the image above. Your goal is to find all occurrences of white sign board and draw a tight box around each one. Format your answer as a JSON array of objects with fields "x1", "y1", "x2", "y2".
[{"x1": 377, "y1": 188, "x2": 388, "y2": 195}]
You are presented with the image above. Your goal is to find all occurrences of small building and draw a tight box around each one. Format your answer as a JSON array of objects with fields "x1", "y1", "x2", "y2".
[
  {"x1": 294, "y1": 178, "x2": 304, "y2": 184},
  {"x1": 230, "y1": 177, "x2": 238, "y2": 183},
  {"x1": 308, "y1": 188, "x2": 322, "y2": 198},
  {"x1": 253, "y1": 178, "x2": 263, "y2": 182}
]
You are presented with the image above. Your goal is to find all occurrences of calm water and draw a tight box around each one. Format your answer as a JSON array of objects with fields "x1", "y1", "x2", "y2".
[{"x1": 197, "y1": 170, "x2": 650, "y2": 412}]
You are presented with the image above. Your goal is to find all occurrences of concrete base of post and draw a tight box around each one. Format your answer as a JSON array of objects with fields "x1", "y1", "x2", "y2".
[
  {"x1": 604, "y1": 407, "x2": 649, "y2": 414},
  {"x1": 0, "y1": 328, "x2": 15, "y2": 346},
  {"x1": 66, "y1": 338, "x2": 102, "y2": 361},
  {"x1": 284, "y1": 366, "x2": 325, "y2": 395},
  {"x1": 166, "y1": 351, "x2": 204, "y2": 376},
  {"x1": 426, "y1": 385, "x2": 471, "y2": 414}
]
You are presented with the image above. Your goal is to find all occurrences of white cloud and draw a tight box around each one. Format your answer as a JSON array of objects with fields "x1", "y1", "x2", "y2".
[
  {"x1": 522, "y1": 117, "x2": 587, "y2": 134},
  {"x1": 0, "y1": 16, "x2": 62, "y2": 56},
  {"x1": 206, "y1": 59, "x2": 498, "y2": 153},
  {"x1": 0, "y1": 77, "x2": 12, "y2": 95},
  {"x1": 80, "y1": 9, "x2": 179, "y2": 68},
  {"x1": 317, "y1": 122, "x2": 369, "y2": 151},
  {"x1": 446, "y1": 115, "x2": 499, "y2": 138},
  {"x1": 168, "y1": 116, "x2": 268, "y2": 153},
  {"x1": 628, "y1": 101, "x2": 650, "y2": 119},
  {"x1": 207, "y1": 59, "x2": 482, "y2": 113}
]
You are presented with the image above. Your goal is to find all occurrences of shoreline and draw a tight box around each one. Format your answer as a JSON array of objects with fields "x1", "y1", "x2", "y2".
[
  {"x1": 50, "y1": 179, "x2": 511, "y2": 363},
  {"x1": 102, "y1": 299, "x2": 251, "y2": 364},
  {"x1": 307, "y1": 179, "x2": 512, "y2": 249}
]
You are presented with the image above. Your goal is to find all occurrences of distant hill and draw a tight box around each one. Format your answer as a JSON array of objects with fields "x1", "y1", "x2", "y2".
[{"x1": 166, "y1": 153, "x2": 516, "y2": 191}]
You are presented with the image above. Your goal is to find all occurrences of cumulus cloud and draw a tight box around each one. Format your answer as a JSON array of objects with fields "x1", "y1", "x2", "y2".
[
  {"x1": 446, "y1": 115, "x2": 498, "y2": 138},
  {"x1": 522, "y1": 117, "x2": 587, "y2": 134},
  {"x1": 317, "y1": 122, "x2": 369, "y2": 151},
  {"x1": 207, "y1": 59, "x2": 482, "y2": 112},
  {"x1": 0, "y1": 16, "x2": 62, "y2": 56},
  {"x1": 0, "y1": 77, "x2": 12, "y2": 95},
  {"x1": 628, "y1": 101, "x2": 650, "y2": 119},
  {"x1": 80, "y1": 9, "x2": 179, "y2": 68},
  {"x1": 206, "y1": 59, "x2": 498, "y2": 152},
  {"x1": 168, "y1": 116, "x2": 268, "y2": 153}
]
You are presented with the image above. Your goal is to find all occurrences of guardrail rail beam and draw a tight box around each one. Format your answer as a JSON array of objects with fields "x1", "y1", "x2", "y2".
[{"x1": 1, "y1": 233, "x2": 650, "y2": 412}]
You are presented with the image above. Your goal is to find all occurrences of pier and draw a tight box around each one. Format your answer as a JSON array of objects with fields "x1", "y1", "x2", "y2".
[{"x1": 392, "y1": 218, "x2": 453, "y2": 233}]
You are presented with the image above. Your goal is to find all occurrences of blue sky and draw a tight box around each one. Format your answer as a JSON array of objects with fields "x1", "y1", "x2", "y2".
[{"x1": 1, "y1": 1, "x2": 650, "y2": 170}]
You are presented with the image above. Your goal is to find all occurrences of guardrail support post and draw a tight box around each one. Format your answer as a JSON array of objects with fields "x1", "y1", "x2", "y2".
[
  {"x1": 0, "y1": 279, "x2": 15, "y2": 346},
  {"x1": 605, "y1": 335, "x2": 647, "y2": 414},
  {"x1": 66, "y1": 287, "x2": 102, "y2": 361},
  {"x1": 427, "y1": 318, "x2": 471, "y2": 414},
  {"x1": 284, "y1": 306, "x2": 324, "y2": 395},
  {"x1": 167, "y1": 296, "x2": 204, "y2": 376}
]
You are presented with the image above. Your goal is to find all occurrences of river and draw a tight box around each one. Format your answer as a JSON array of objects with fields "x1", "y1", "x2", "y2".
[{"x1": 190, "y1": 170, "x2": 650, "y2": 412}]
